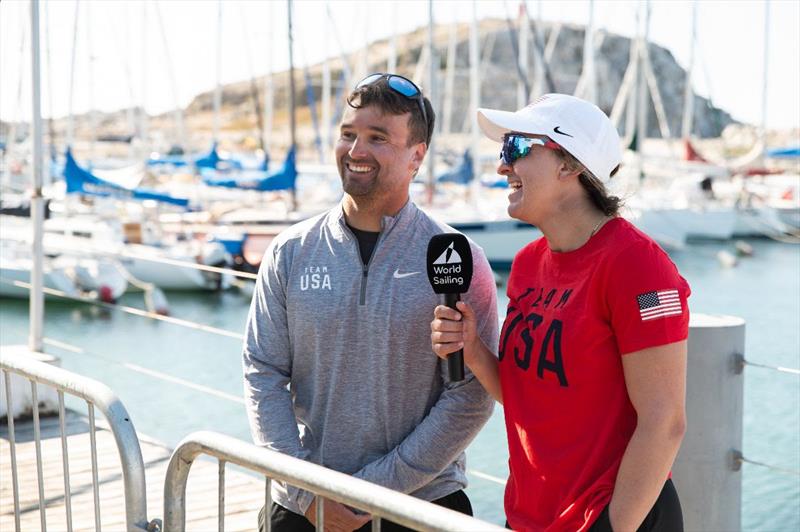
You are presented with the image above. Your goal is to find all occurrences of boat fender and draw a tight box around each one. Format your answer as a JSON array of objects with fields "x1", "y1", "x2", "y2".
[
  {"x1": 716, "y1": 250, "x2": 739, "y2": 268},
  {"x1": 145, "y1": 287, "x2": 170, "y2": 316},
  {"x1": 98, "y1": 285, "x2": 116, "y2": 304},
  {"x1": 734, "y1": 241, "x2": 754, "y2": 257}
]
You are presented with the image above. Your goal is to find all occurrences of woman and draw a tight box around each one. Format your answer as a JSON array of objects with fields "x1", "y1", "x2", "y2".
[{"x1": 430, "y1": 94, "x2": 690, "y2": 532}]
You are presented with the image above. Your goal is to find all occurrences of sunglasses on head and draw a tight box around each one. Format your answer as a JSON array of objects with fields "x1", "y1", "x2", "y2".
[
  {"x1": 500, "y1": 134, "x2": 562, "y2": 165},
  {"x1": 356, "y1": 73, "x2": 429, "y2": 133}
]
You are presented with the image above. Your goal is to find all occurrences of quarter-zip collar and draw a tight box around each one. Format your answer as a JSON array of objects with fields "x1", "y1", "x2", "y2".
[
  {"x1": 330, "y1": 199, "x2": 420, "y2": 305},
  {"x1": 328, "y1": 198, "x2": 420, "y2": 243}
]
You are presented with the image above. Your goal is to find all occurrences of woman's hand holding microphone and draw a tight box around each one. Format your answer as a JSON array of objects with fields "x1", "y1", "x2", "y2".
[{"x1": 431, "y1": 301, "x2": 503, "y2": 403}]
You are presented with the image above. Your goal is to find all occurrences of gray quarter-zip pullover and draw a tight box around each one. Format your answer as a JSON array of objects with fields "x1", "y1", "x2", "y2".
[{"x1": 243, "y1": 200, "x2": 498, "y2": 515}]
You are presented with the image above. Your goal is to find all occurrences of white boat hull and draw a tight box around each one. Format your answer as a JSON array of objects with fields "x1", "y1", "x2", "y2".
[
  {"x1": 0, "y1": 258, "x2": 81, "y2": 300},
  {"x1": 625, "y1": 209, "x2": 688, "y2": 250}
]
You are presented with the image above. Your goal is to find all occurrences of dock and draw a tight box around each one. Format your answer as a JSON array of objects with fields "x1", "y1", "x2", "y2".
[{"x1": 1, "y1": 410, "x2": 264, "y2": 531}]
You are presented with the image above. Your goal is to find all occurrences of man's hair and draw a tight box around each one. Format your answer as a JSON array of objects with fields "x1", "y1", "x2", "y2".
[
  {"x1": 559, "y1": 150, "x2": 623, "y2": 217},
  {"x1": 346, "y1": 78, "x2": 435, "y2": 147}
]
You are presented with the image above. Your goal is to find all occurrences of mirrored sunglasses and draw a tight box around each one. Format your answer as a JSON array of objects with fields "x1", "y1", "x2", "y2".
[
  {"x1": 500, "y1": 134, "x2": 562, "y2": 165},
  {"x1": 356, "y1": 73, "x2": 429, "y2": 133}
]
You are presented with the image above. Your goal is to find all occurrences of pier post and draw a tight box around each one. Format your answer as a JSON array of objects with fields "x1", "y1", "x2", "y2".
[{"x1": 673, "y1": 314, "x2": 745, "y2": 532}]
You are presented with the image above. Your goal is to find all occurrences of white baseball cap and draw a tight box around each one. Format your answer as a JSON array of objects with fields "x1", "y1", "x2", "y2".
[{"x1": 477, "y1": 93, "x2": 622, "y2": 184}]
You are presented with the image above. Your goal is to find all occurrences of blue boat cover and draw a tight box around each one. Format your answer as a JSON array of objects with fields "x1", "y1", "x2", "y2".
[
  {"x1": 766, "y1": 146, "x2": 800, "y2": 158},
  {"x1": 202, "y1": 147, "x2": 297, "y2": 191},
  {"x1": 147, "y1": 142, "x2": 244, "y2": 170},
  {"x1": 480, "y1": 176, "x2": 510, "y2": 188},
  {"x1": 437, "y1": 150, "x2": 475, "y2": 185},
  {"x1": 64, "y1": 149, "x2": 189, "y2": 207},
  {"x1": 194, "y1": 142, "x2": 221, "y2": 169},
  {"x1": 146, "y1": 154, "x2": 190, "y2": 167}
]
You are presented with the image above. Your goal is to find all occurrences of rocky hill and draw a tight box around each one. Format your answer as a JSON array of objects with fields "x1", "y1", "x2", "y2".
[{"x1": 3, "y1": 18, "x2": 737, "y2": 158}]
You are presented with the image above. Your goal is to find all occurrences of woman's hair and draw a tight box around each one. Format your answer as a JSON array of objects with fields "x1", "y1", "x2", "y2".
[{"x1": 558, "y1": 150, "x2": 623, "y2": 217}]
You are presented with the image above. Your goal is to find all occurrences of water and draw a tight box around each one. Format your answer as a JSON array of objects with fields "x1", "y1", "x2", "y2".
[{"x1": 1, "y1": 238, "x2": 798, "y2": 529}]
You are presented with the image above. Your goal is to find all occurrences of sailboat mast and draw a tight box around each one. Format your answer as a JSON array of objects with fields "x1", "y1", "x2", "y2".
[
  {"x1": 67, "y1": 0, "x2": 79, "y2": 148},
  {"x1": 264, "y1": 1, "x2": 274, "y2": 156},
  {"x1": 44, "y1": 0, "x2": 56, "y2": 166},
  {"x1": 388, "y1": 2, "x2": 398, "y2": 73},
  {"x1": 760, "y1": 0, "x2": 770, "y2": 146},
  {"x1": 30, "y1": 0, "x2": 45, "y2": 353},
  {"x1": 87, "y1": 1, "x2": 96, "y2": 161},
  {"x1": 239, "y1": 6, "x2": 266, "y2": 155},
  {"x1": 321, "y1": 8, "x2": 331, "y2": 160},
  {"x1": 287, "y1": 0, "x2": 297, "y2": 148},
  {"x1": 287, "y1": 0, "x2": 297, "y2": 210},
  {"x1": 140, "y1": 2, "x2": 148, "y2": 148},
  {"x1": 213, "y1": 0, "x2": 222, "y2": 142},
  {"x1": 517, "y1": 1, "x2": 529, "y2": 108},
  {"x1": 425, "y1": 0, "x2": 436, "y2": 205},
  {"x1": 154, "y1": 2, "x2": 186, "y2": 149},
  {"x1": 581, "y1": 0, "x2": 596, "y2": 104},
  {"x1": 442, "y1": 17, "x2": 457, "y2": 135},
  {"x1": 681, "y1": 1, "x2": 697, "y2": 140},
  {"x1": 469, "y1": 0, "x2": 481, "y2": 201},
  {"x1": 635, "y1": 0, "x2": 650, "y2": 156}
]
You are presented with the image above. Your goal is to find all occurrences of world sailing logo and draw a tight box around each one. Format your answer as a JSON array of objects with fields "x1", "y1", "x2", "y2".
[
  {"x1": 433, "y1": 242, "x2": 462, "y2": 265},
  {"x1": 431, "y1": 241, "x2": 463, "y2": 283}
]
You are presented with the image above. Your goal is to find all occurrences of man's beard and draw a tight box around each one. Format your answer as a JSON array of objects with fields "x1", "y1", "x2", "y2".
[{"x1": 339, "y1": 159, "x2": 382, "y2": 198}]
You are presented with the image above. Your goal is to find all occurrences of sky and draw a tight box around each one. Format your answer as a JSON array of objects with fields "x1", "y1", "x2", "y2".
[{"x1": 1, "y1": 0, "x2": 799, "y2": 131}]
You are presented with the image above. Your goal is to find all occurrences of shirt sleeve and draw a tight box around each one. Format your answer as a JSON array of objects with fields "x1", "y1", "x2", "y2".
[
  {"x1": 606, "y1": 241, "x2": 691, "y2": 355},
  {"x1": 242, "y1": 240, "x2": 315, "y2": 515},
  {"x1": 351, "y1": 244, "x2": 498, "y2": 493}
]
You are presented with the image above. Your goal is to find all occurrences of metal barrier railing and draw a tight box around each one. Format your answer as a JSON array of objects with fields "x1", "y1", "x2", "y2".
[
  {"x1": 163, "y1": 431, "x2": 505, "y2": 532},
  {"x1": 0, "y1": 350, "x2": 153, "y2": 532}
]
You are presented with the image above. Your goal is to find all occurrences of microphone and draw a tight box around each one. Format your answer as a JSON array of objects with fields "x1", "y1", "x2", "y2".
[{"x1": 426, "y1": 233, "x2": 474, "y2": 382}]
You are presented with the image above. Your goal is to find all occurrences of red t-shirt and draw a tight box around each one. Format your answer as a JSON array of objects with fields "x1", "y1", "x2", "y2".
[{"x1": 499, "y1": 218, "x2": 690, "y2": 531}]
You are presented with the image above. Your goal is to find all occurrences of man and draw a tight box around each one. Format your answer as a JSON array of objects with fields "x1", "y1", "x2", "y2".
[{"x1": 243, "y1": 73, "x2": 498, "y2": 532}]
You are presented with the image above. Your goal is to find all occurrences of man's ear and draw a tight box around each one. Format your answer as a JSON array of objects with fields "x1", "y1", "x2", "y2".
[
  {"x1": 410, "y1": 143, "x2": 427, "y2": 169},
  {"x1": 408, "y1": 142, "x2": 428, "y2": 176}
]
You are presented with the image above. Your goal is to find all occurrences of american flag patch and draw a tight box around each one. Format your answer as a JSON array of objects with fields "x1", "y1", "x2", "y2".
[{"x1": 637, "y1": 289, "x2": 682, "y2": 321}]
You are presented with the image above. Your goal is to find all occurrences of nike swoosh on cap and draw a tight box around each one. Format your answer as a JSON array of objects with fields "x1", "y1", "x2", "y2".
[
  {"x1": 393, "y1": 269, "x2": 421, "y2": 279},
  {"x1": 553, "y1": 126, "x2": 573, "y2": 138}
]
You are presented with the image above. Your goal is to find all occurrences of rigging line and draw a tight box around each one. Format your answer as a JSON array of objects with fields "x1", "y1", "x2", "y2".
[
  {"x1": 293, "y1": 21, "x2": 324, "y2": 163},
  {"x1": 522, "y1": 0, "x2": 557, "y2": 94},
  {"x1": 739, "y1": 456, "x2": 800, "y2": 477},
  {"x1": 0, "y1": 277, "x2": 245, "y2": 340},
  {"x1": 743, "y1": 359, "x2": 800, "y2": 376},
  {"x1": 43, "y1": 0, "x2": 56, "y2": 158},
  {"x1": 37, "y1": 336, "x2": 247, "y2": 405},
  {"x1": 2, "y1": 235, "x2": 260, "y2": 280},
  {"x1": 152, "y1": 0, "x2": 184, "y2": 147},
  {"x1": 107, "y1": 6, "x2": 138, "y2": 125},
  {"x1": 732, "y1": 210, "x2": 800, "y2": 243},
  {"x1": 501, "y1": 0, "x2": 531, "y2": 99},
  {"x1": 466, "y1": 469, "x2": 505, "y2": 486},
  {"x1": 97, "y1": 249, "x2": 259, "y2": 280},
  {"x1": 238, "y1": 2, "x2": 267, "y2": 154}
]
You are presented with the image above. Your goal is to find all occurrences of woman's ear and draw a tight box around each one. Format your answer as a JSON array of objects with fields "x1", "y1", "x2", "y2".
[{"x1": 558, "y1": 162, "x2": 582, "y2": 181}]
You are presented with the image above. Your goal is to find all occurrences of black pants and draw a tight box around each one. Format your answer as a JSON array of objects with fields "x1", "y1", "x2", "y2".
[
  {"x1": 259, "y1": 490, "x2": 472, "y2": 532},
  {"x1": 589, "y1": 479, "x2": 683, "y2": 532}
]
